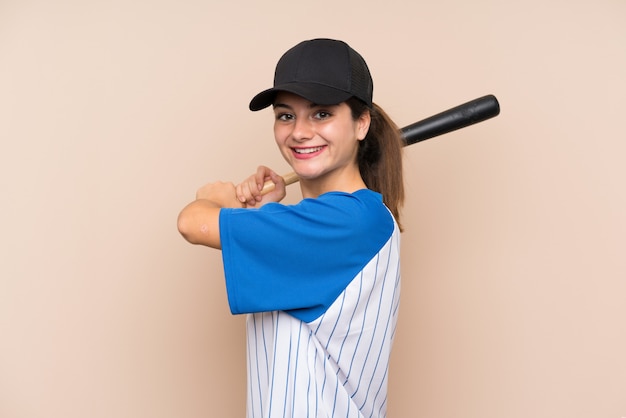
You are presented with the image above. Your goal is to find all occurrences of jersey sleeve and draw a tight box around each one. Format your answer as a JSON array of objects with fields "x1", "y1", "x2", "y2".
[{"x1": 218, "y1": 190, "x2": 395, "y2": 322}]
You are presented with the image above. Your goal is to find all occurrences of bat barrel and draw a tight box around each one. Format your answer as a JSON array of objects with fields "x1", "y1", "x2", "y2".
[{"x1": 400, "y1": 94, "x2": 500, "y2": 146}]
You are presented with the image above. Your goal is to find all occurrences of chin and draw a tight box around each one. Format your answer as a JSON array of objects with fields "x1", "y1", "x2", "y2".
[{"x1": 293, "y1": 171, "x2": 318, "y2": 181}]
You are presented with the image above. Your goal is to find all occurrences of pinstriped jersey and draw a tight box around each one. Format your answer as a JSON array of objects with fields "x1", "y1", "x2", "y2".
[{"x1": 219, "y1": 189, "x2": 401, "y2": 418}]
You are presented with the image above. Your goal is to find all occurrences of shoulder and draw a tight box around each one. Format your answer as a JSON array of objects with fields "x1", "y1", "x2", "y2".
[
  {"x1": 302, "y1": 188, "x2": 387, "y2": 217},
  {"x1": 314, "y1": 188, "x2": 392, "y2": 228}
]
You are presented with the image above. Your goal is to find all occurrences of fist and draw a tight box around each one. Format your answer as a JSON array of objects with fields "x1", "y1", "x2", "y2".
[
  {"x1": 195, "y1": 181, "x2": 242, "y2": 208},
  {"x1": 236, "y1": 166, "x2": 286, "y2": 207}
]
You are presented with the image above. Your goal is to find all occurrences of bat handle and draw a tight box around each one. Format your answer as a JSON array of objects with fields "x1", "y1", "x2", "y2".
[{"x1": 261, "y1": 171, "x2": 299, "y2": 195}]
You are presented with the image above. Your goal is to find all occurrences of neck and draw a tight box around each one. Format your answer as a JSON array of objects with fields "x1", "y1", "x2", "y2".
[{"x1": 299, "y1": 167, "x2": 367, "y2": 199}]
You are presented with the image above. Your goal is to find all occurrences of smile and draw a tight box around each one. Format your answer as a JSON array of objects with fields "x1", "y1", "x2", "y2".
[{"x1": 293, "y1": 146, "x2": 325, "y2": 155}]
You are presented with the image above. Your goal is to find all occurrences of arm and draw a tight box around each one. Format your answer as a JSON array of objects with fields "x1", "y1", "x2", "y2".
[
  {"x1": 177, "y1": 181, "x2": 241, "y2": 249},
  {"x1": 177, "y1": 167, "x2": 287, "y2": 249}
]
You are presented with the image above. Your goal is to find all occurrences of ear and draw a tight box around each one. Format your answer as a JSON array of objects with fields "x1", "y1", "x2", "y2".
[{"x1": 356, "y1": 110, "x2": 371, "y2": 141}]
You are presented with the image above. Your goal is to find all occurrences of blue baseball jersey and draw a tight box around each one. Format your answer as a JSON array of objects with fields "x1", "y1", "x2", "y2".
[{"x1": 219, "y1": 189, "x2": 401, "y2": 418}]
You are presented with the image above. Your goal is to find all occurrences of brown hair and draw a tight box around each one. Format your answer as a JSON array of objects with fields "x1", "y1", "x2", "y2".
[{"x1": 347, "y1": 98, "x2": 405, "y2": 231}]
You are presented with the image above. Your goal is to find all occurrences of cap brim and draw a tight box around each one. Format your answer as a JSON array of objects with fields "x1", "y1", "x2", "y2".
[{"x1": 249, "y1": 82, "x2": 353, "y2": 111}]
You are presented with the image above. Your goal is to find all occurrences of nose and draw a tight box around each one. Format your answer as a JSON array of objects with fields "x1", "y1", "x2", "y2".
[{"x1": 291, "y1": 117, "x2": 314, "y2": 142}]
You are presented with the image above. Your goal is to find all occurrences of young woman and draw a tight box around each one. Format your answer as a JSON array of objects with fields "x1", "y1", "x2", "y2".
[{"x1": 178, "y1": 38, "x2": 405, "y2": 418}]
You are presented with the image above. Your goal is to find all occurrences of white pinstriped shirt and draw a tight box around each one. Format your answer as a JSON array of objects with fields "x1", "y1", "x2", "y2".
[
  {"x1": 219, "y1": 190, "x2": 401, "y2": 418},
  {"x1": 245, "y1": 227, "x2": 400, "y2": 417}
]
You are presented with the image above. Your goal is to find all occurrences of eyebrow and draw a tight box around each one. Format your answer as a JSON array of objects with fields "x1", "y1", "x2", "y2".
[{"x1": 272, "y1": 102, "x2": 333, "y2": 110}]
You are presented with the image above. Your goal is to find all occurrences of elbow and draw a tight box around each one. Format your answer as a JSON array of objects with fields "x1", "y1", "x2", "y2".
[
  {"x1": 177, "y1": 208, "x2": 195, "y2": 243},
  {"x1": 176, "y1": 202, "x2": 221, "y2": 248},
  {"x1": 177, "y1": 205, "x2": 204, "y2": 245}
]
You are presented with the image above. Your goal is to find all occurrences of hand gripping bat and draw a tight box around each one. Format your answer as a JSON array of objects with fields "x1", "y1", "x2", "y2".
[{"x1": 261, "y1": 94, "x2": 501, "y2": 194}]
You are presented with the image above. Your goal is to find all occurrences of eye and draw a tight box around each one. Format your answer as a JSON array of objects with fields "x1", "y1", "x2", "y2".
[
  {"x1": 275, "y1": 112, "x2": 294, "y2": 122},
  {"x1": 314, "y1": 110, "x2": 332, "y2": 120}
]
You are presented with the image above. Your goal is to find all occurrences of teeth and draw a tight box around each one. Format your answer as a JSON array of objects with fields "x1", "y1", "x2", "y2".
[{"x1": 294, "y1": 146, "x2": 324, "y2": 154}]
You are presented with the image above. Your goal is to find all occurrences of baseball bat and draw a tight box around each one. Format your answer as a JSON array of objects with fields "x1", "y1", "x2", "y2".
[{"x1": 261, "y1": 94, "x2": 500, "y2": 194}]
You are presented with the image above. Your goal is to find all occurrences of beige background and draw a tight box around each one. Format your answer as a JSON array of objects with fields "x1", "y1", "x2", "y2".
[{"x1": 1, "y1": 0, "x2": 625, "y2": 417}]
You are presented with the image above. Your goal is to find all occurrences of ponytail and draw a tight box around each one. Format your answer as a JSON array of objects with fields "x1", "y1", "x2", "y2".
[{"x1": 348, "y1": 98, "x2": 405, "y2": 231}]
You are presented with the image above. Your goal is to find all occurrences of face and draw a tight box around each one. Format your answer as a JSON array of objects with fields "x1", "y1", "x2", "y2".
[{"x1": 272, "y1": 92, "x2": 370, "y2": 190}]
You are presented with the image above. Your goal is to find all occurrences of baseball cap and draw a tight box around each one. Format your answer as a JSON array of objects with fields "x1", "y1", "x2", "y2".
[{"x1": 249, "y1": 38, "x2": 373, "y2": 111}]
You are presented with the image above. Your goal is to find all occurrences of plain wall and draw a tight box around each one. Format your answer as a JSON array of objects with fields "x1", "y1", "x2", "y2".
[{"x1": 1, "y1": 0, "x2": 624, "y2": 417}]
